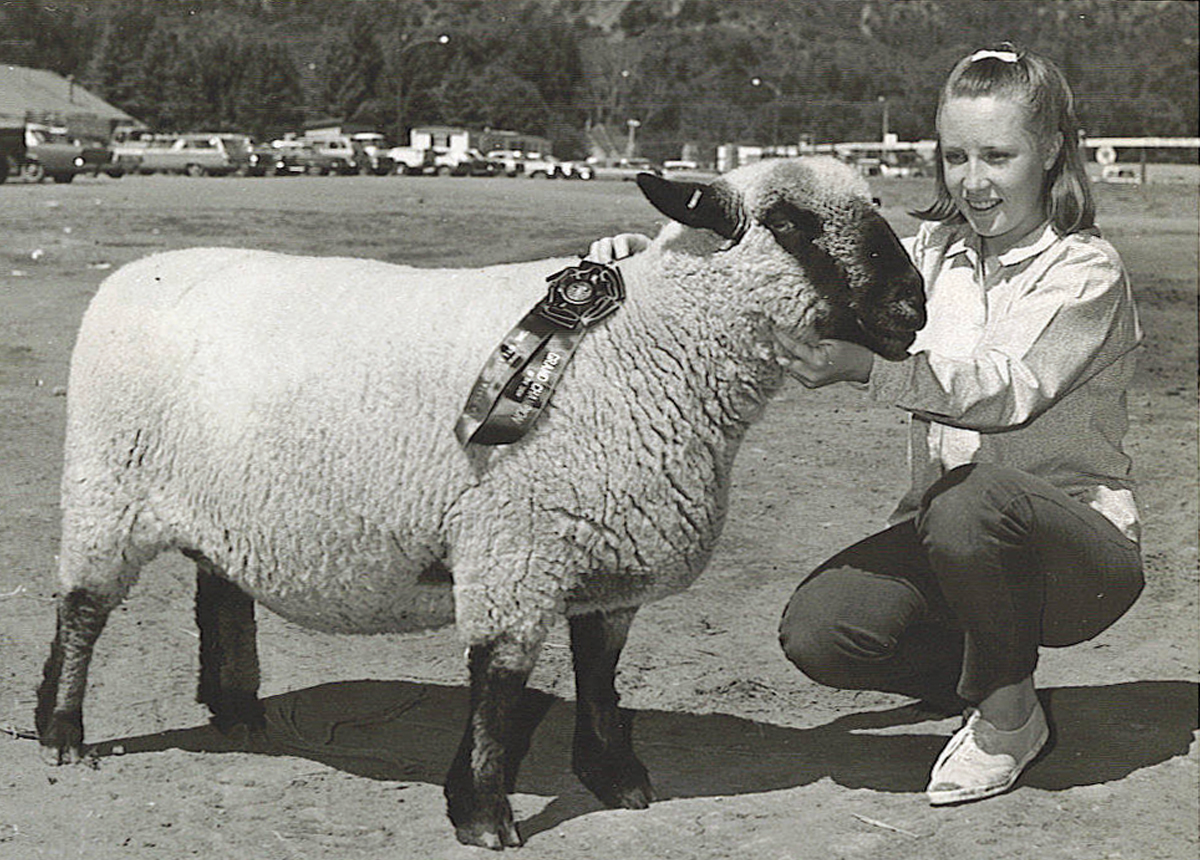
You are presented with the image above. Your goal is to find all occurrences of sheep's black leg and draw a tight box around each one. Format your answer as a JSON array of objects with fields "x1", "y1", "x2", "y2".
[
  {"x1": 444, "y1": 637, "x2": 540, "y2": 850},
  {"x1": 36, "y1": 589, "x2": 113, "y2": 764},
  {"x1": 193, "y1": 556, "x2": 264, "y2": 733},
  {"x1": 569, "y1": 606, "x2": 653, "y2": 809}
]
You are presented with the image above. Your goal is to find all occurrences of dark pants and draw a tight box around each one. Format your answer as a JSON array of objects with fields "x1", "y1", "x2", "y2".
[{"x1": 778, "y1": 464, "x2": 1144, "y2": 703}]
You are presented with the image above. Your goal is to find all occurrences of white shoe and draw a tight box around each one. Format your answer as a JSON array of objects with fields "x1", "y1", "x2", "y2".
[{"x1": 926, "y1": 705, "x2": 1049, "y2": 805}]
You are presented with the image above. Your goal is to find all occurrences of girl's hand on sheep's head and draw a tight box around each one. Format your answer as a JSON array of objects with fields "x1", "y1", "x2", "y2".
[
  {"x1": 584, "y1": 233, "x2": 652, "y2": 264},
  {"x1": 774, "y1": 331, "x2": 875, "y2": 388}
]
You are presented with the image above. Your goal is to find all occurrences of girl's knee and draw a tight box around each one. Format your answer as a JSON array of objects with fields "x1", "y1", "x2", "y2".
[{"x1": 779, "y1": 583, "x2": 903, "y2": 689}]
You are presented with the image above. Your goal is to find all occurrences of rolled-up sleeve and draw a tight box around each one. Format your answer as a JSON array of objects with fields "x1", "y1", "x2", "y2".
[{"x1": 871, "y1": 243, "x2": 1141, "y2": 432}]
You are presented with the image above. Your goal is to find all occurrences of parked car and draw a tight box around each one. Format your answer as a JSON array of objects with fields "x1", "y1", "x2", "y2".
[
  {"x1": 349, "y1": 132, "x2": 405, "y2": 175},
  {"x1": 1101, "y1": 164, "x2": 1142, "y2": 185},
  {"x1": 113, "y1": 133, "x2": 251, "y2": 176},
  {"x1": 19, "y1": 123, "x2": 110, "y2": 183},
  {"x1": 299, "y1": 135, "x2": 361, "y2": 175},
  {"x1": 662, "y1": 161, "x2": 719, "y2": 182},
  {"x1": 388, "y1": 145, "x2": 436, "y2": 175},
  {"x1": 305, "y1": 134, "x2": 395, "y2": 175},
  {"x1": 270, "y1": 139, "x2": 354, "y2": 176},
  {"x1": 557, "y1": 160, "x2": 595, "y2": 180},
  {"x1": 484, "y1": 149, "x2": 560, "y2": 178},
  {"x1": 484, "y1": 149, "x2": 526, "y2": 177},
  {"x1": 431, "y1": 147, "x2": 499, "y2": 177},
  {"x1": 519, "y1": 152, "x2": 558, "y2": 179},
  {"x1": 589, "y1": 157, "x2": 663, "y2": 181},
  {"x1": 102, "y1": 149, "x2": 143, "y2": 178},
  {"x1": 227, "y1": 136, "x2": 284, "y2": 176}
]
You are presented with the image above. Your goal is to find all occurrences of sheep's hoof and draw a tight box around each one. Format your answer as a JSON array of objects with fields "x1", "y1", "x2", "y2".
[
  {"x1": 452, "y1": 806, "x2": 523, "y2": 850},
  {"x1": 37, "y1": 711, "x2": 85, "y2": 766},
  {"x1": 575, "y1": 755, "x2": 654, "y2": 810},
  {"x1": 454, "y1": 820, "x2": 522, "y2": 851},
  {"x1": 447, "y1": 789, "x2": 522, "y2": 850},
  {"x1": 206, "y1": 692, "x2": 266, "y2": 736}
]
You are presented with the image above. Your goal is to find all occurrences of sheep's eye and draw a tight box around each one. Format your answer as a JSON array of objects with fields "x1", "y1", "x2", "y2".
[
  {"x1": 765, "y1": 212, "x2": 797, "y2": 233},
  {"x1": 762, "y1": 203, "x2": 823, "y2": 243}
]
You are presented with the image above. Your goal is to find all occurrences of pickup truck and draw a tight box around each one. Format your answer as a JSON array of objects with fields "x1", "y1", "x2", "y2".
[
  {"x1": 17, "y1": 124, "x2": 111, "y2": 183},
  {"x1": 112, "y1": 133, "x2": 250, "y2": 176}
]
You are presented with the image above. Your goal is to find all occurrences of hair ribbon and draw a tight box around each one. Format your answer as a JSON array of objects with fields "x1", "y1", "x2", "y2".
[{"x1": 969, "y1": 49, "x2": 1020, "y2": 63}]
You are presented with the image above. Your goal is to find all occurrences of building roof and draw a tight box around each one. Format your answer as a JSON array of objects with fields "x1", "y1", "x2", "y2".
[{"x1": 0, "y1": 64, "x2": 137, "y2": 127}]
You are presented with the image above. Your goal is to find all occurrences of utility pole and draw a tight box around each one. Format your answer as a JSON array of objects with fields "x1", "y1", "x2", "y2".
[
  {"x1": 752, "y1": 77, "x2": 783, "y2": 150},
  {"x1": 390, "y1": 33, "x2": 450, "y2": 144}
]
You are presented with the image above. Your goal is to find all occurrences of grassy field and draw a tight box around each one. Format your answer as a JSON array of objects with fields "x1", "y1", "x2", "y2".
[{"x1": 1, "y1": 171, "x2": 1196, "y2": 860}]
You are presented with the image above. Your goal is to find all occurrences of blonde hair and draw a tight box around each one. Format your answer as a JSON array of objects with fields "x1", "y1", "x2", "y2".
[{"x1": 913, "y1": 43, "x2": 1095, "y2": 234}]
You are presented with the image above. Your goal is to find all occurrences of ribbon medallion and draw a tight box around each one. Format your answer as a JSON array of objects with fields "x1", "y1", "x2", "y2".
[{"x1": 455, "y1": 260, "x2": 626, "y2": 446}]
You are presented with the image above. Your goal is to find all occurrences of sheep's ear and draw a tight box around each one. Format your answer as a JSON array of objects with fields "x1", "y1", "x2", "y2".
[{"x1": 636, "y1": 174, "x2": 746, "y2": 241}]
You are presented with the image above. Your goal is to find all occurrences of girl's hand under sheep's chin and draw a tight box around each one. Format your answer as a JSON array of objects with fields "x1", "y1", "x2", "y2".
[
  {"x1": 774, "y1": 331, "x2": 875, "y2": 388},
  {"x1": 584, "y1": 233, "x2": 652, "y2": 264}
]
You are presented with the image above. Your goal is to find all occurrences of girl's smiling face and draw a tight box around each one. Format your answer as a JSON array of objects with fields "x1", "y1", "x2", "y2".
[{"x1": 939, "y1": 95, "x2": 1060, "y2": 256}]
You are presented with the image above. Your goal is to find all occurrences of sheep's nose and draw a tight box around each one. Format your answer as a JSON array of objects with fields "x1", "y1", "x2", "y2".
[{"x1": 889, "y1": 266, "x2": 927, "y2": 330}]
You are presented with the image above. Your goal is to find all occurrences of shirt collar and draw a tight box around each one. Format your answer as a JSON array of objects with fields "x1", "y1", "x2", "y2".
[{"x1": 944, "y1": 220, "x2": 1057, "y2": 267}]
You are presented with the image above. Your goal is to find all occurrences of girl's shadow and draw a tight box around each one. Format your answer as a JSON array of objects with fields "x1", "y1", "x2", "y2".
[{"x1": 90, "y1": 678, "x2": 1197, "y2": 839}]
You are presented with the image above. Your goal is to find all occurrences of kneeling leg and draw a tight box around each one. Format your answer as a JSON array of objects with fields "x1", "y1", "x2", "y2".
[{"x1": 570, "y1": 606, "x2": 652, "y2": 809}]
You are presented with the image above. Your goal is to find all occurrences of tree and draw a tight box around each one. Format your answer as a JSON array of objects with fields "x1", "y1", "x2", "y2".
[
  {"x1": 83, "y1": 2, "x2": 159, "y2": 112},
  {"x1": 317, "y1": 6, "x2": 385, "y2": 122},
  {"x1": 379, "y1": 29, "x2": 455, "y2": 140},
  {"x1": 233, "y1": 41, "x2": 306, "y2": 137},
  {"x1": 436, "y1": 59, "x2": 548, "y2": 133},
  {"x1": 0, "y1": 0, "x2": 84, "y2": 74},
  {"x1": 129, "y1": 22, "x2": 192, "y2": 129}
]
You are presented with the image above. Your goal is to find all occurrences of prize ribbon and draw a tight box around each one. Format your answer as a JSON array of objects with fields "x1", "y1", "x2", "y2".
[{"x1": 454, "y1": 260, "x2": 625, "y2": 446}]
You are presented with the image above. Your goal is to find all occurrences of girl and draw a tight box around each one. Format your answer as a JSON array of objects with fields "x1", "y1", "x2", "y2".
[{"x1": 587, "y1": 44, "x2": 1143, "y2": 805}]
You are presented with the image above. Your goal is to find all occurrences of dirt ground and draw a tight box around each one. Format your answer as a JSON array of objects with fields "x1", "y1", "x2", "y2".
[{"x1": 1, "y1": 173, "x2": 1196, "y2": 860}]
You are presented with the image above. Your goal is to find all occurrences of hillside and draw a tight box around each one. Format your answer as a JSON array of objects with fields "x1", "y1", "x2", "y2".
[{"x1": 0, "y1": 0, "x2": 1195, "y2": 159}]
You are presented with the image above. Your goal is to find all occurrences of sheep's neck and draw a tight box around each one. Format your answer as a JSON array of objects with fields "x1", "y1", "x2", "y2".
[{"x1": 613, "y1": 252, "x2": 782, "y2": 439}]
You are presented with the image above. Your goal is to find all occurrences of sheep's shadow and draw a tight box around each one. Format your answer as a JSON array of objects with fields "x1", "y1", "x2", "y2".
[{"x1": 90, "y1": 679, "x2": 1196, "y2": 839}]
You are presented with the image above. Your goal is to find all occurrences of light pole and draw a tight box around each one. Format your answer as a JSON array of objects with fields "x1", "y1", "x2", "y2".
[
  {"x1": 614, "y1": 69, "x2": 631, "y2": 128},
  {"x1": 877, "y1": 95, "x2": 889, "y2": 142},
  {"x1": 390, "y1": 33, "x2": 450, "y2": 143},
  {"x1": 625, "y1": 118, "x2": 641, "y2": 158},
  {"x1": 751, "y1": 77, "x2": 782, "y2": 149}
]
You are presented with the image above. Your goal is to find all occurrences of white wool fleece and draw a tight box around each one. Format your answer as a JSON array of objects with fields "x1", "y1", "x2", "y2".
[{"x1": 59, "y1": 157, "x2": 872, "y2": 651}]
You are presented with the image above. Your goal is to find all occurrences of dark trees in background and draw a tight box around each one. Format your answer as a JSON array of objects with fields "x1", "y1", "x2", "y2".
[{"x1": 0, "y1": 0, "x2": 1194, "y2": 160}]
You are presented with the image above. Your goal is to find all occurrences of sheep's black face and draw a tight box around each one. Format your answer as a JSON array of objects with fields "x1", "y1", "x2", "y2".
[
  {"x1": 761, "y1": 198, "x2": 925, "y2": 361},
  {"x1": 636, "y1": 167, "x2": 925, "y2": 362}
]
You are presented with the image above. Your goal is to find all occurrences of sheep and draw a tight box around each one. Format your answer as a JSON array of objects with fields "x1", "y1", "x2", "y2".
[{"x1": 35, "y1": 157, "x2": 925, "y2": 850}]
